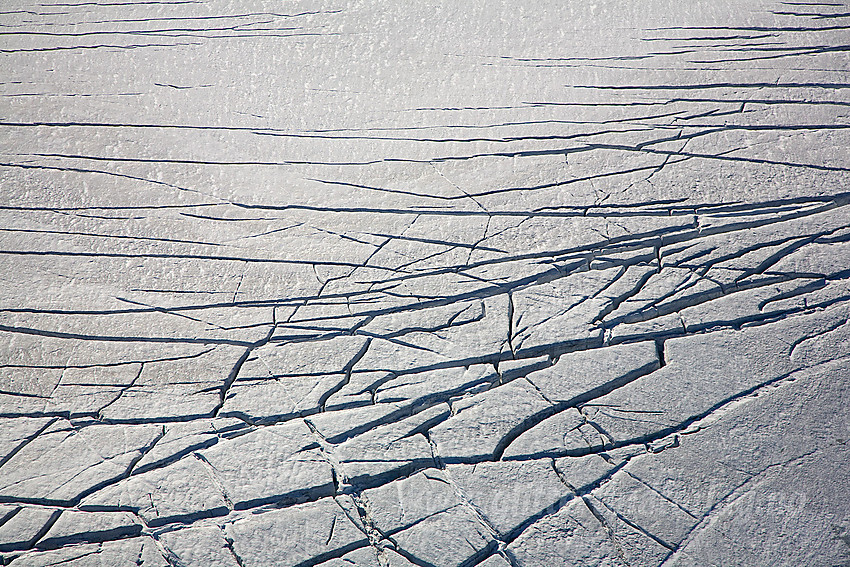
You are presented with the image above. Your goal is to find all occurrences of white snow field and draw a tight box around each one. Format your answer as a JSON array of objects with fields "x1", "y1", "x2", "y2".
[{"x1": 0, "y1": 1, "x2": 848, "y2": 565}]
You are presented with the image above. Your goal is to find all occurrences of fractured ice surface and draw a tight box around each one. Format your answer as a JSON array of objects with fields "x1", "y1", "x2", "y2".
[{"x1": 0, "y1": 0, "x2": 849, "y2": 565}]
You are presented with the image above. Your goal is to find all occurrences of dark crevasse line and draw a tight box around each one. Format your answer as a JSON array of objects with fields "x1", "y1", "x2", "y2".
[
  {"x1": 0, "y1": 339, "x2": 838, "y2": 555},
  {"x1": 491, "y1": 357, "x2": 662, "y2": 461},
  {"x1": 0, "y1": 509, "x2": 63, "y2": 554}
]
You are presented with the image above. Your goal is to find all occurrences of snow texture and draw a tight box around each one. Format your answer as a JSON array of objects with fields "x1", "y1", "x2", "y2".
[{"x1": 0, "y1": 1, "x2": 849, "y2": 566}]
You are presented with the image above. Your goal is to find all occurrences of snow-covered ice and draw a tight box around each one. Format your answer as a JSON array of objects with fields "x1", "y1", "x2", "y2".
[{"x1": 0, "y1": 1, "x2": 848, "y2": 565}]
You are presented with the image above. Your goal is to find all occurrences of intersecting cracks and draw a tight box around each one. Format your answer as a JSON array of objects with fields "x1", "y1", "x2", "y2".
[
  {"x1": 621, "y1": 129, "x2": 692, "y2": 199},
  {"x1": 354, "y1": 303, "x2": 485, "y2": 347},
  {"x1": 733, "y1": 229, "x2": 838, "y2": 284},
  {"x1": 785, "y1": 316, "x2": 848, "y2": 359},
  {"x1": 222, "y1": 529, "x2": 247, "y2": 567},
  {"x1": 149, "y1": 533, "x2": 183, "y2": 567},
  {"x1": 658, "y1": 444, "x2": 828, "y2": 566},
  {"x1": 423, "y1": 432, "x2": 514, "y2": 566},
  {"x1": 511, "y1": 274, "x2": 599, "y2": 336},
  {"x1": 0, "y1": 418, "x2": 59, "y2": 472},
  {"x1": 576, "y1": 410, "x2": 616, "y2": 450},
  {"x1": 486, "y1": 454, "x2": 636, "y2": 563},
  {"x1": 122, "y1": 424, "x2": 170, "y2": 479},
  {"x1": 507, "y1": 352, "x2": 822, "y2": 468},
  {"x1": 614, "y1": 263, "x2": 712, "y2": 321},
  {"x1": 757, "y1": 279, "x2": 821, "y2": 312},
  {"x1": 212, "y1": 310, "x2": 277, "y2": 418},
  {"x1": 11, "y1": 119, "x2": 850, "y2": 179},
  {"x1": 596, "y1": 265, "x2": 658, "y2": 329},
  {"x1": 0, "y1": 428, "x2": 100, "y2": 496},
  {"x1": 95, "y1": 363, "x2": 145, "y2": 420},
  {"x1": 577, "y1": 265, "x2": 632, "y2": 316},
  {"x1": 192, "y1": 452, "x2": 234, "y2": 511},
  {"x1": 4, "y1": 194, "x2": 841, "y2": 327},
  {"x1": 302, "y1": 419, "x2": 393, "y2": 566},
  {"x1": 622, "y1": 470, "x2": 698, "y2": 521},
  {"x1": 462, "y1": 216, "x2": 495, "y2": 267},
  {"x1": 429, "y1": 161, "x2": 495, "y2": 266},
  {"x1": 381, "y1": 245, "x2": 459, "y2": 275},
  {"x1": 4, "y1": 354, "x2": 837, "y2": 560},
  {"x1": 3, "y1": 162, "x2": 849, "y2": 565},
  {"x1": 336, "y1": 214, "x2": 422, "y2": 293},
  {"x1": 580, "y1": 496, "x2": 634, "y2": 565},
  {"x1": 646, "y1": 132, "x2": 691, "y2": 182},
  {"x1": 555, "y1": 452, "x2": 687, "y2": 561},
  {"x1": 43, "y1": 361, "x2": 70, "y2": 402},
  {"x1": 588, "y1": 216, "x2": 634, "y2": 244},
  {"x1": 604, "y1": 255, "x2": 846, "y2": 334},
  {"x1": 114, "y1": 296, "x2": 229, "y2": 331},
  {"x1": 318, "y1": 338, "x2": 372, "y2": 412},
  {"x1": 1, "y1": 424, "x2": 167, "y2": 518},
  {"x1": 382, "y1": 217, "x2": 498, "y2": 274}
]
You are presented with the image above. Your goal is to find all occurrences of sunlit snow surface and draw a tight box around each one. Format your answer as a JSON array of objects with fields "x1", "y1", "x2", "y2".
[{"x1": 0, "y1": 1, "x2": 849, "y2": 565}]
